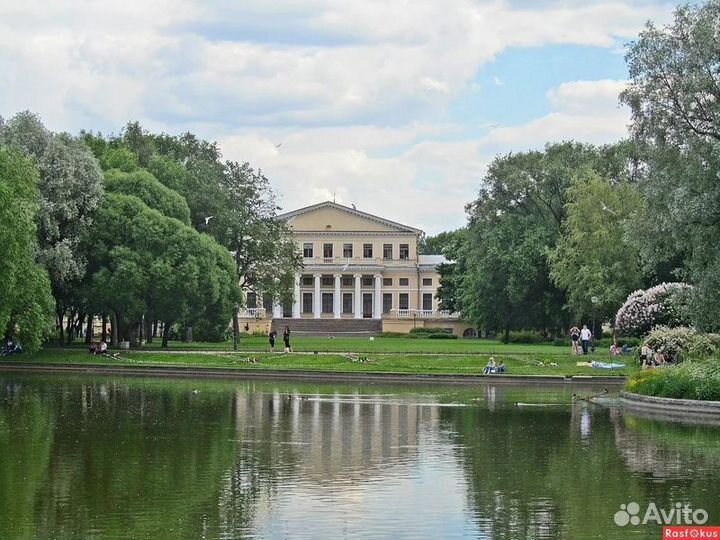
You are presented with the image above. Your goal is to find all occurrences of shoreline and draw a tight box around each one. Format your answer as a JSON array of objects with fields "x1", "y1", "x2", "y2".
[{"x1": 0, "y1": 361, "x2": 626, "y2": 386}]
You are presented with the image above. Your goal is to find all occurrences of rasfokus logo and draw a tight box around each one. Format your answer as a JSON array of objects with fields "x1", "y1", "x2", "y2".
[{"x1": 614, "y1": 501, "x2": 709, "y2": 527}]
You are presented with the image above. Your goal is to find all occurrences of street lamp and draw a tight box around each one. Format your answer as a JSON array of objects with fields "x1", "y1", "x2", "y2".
[{"x1": 591, "y1": 296, "x2": 599, "y2": 339}]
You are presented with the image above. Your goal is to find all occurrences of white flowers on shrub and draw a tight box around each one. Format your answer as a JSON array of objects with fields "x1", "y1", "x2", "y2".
[
  {"x1": 643, "y1": 326, "x2": 720, "y2": 361},
  {"x1": 615, "y1": 282, "x2": 693, "y2": 337}
]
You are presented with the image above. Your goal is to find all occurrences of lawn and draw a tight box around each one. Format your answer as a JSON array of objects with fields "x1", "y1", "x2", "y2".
[
  {"x1": 14, "y1": 347, "x2": 638, "y2": 377},
  {"x1": 74, "y1": 335, "x2": 621, "y2": 356}
]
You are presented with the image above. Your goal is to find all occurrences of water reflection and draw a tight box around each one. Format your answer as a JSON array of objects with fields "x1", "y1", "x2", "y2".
[{"x1": 0, "y1": 376, "x2": 718, "y2": 540}]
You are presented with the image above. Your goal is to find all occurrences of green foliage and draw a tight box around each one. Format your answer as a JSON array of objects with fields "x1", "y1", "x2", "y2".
[
  {"x1": 621, "y1": 0, "x2": 720, "y2": 331},
  {"x1": 506, "y1": 330, "x2": 552, "y2": 344},
  {"x1": 626, "y1": 358, "x2": 720, "y2": 401},
  {"x1": 418, "y1": 228, "x2": 465, "y2": 255},
  {"x1": 0, "y1": 146, "x2": 54, "y2": 351},
  {"x1": 549, "y1": 169, "x2": 644, "y2": 322},
  {"x1": 101, "y1": 148, "x2": 138, "y2": 172},
  {"x1": 643, "y1": 326, "x2": 720, "y2": 361},
  {"x1": 409, "y1": 327, "x2": 452, "y2": 335},
  {"x1": 427, "y1": 333, "x2": 458, "y2": 339},
  {"x1": 104, "y1": 168, "x2": 191, "y2": 224}
]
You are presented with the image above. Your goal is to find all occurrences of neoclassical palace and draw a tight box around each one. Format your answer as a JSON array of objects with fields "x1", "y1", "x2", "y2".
[{"x1": 239, "y1": 201, "x2": 473, "y2": 336}]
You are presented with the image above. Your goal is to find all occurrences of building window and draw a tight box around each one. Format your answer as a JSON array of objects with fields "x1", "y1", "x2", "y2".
[
  {"x1": 342, "y1": 276, "x2": 353, "y2": 287},
  {"x1": 383, "y1": 278, "x2": 392, "y2": 286},
  {"x1": 302, "y1": 276, "x2": 313, "y2": 286},
  {"x1": 399, "y1": 244, "x2": 409, "y2": 259},
  {"x1": 383, "y1": 293, "x2": 392, "y2": 314},
  {"x1": 423, "y1": 293, "x2": 433, "y2": 311},
  {"x1": 322, "y1": 293, "x2": 334, "y2": 313},
  {"x1": 303, "y1": 243, "x2": 313, "y2": 258},
  {"x1": 399, "y1": 278, "x2": 409, "y2": 286},
  {"x1": 323, "y1": 243, "x2": 333, "y2": 258},
  {"x1": 383, "y1": 244, "x2": 393, "y2": 259},
  {"x1": 342, "y1": 293, "x2": 353, "y2": 314},
  {"x1": 302, "y1": 293, "x2": 313, "y2": 313},
  {"x1": 246, "y1": 292, "x2": 257, "y2": 309},
  {"x1": 343, "y1": 243, "x2": 353, "y2": 258},
  {"x1": 422, "y1": 277, "x2": 432, "y2": 286},
  {"x1": 363, "y1": 243, "x2": 373, "y2": 258},
  {"x1": 321, "y1": 276, "x2": 334, "y2": 287},
  {"x1": 362, "y1": 275, "x2": 373, "y2": 286},
  {"x1": 399, "y1": 293, "x2": 409, "y2": 310}
]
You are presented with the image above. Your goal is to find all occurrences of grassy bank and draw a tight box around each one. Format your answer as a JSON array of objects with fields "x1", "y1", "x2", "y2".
[
  {"x1": 49, "y1": 336, "x2": 624, "y2": 356},
  {"x1": 625, "y1": 359, "x2": 720, "y2": 400},
  {"x1": 8, "y1": 348, "x2": 637, "y2": 377}
]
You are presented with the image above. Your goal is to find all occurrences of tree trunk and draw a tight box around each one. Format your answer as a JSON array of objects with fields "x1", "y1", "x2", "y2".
[
  {"x1": 111, "y1": 312, "x2": 119, "y2": 347},
  {"x1": 56, "y1": 307, "x2": 65, "y2": 345},
  {"x1": 232, "y1": 308, "x2": 240, "y2": 351},
  {"x1": 152, "y1": 321, "x2": 158, "y2": 338},
  {"x1": 84, "y1": 314, "x2": 93, "y2": 345},
  {"x1": 185, "y1": 326, "x2": 193, "y2": 343},
  {"x1": 129, "y1": 324, "x2": 138, "y2": 348},
  {"x1": 145, "y1": 317, "x2": 153, "y2": 344},
  {"x1": 503, "y1": 325, "x2": 510, "y2": 344},
  {"x1": 101, "y1": 314, "x2": 107, "y2": 343},
  {"x1": 161, "y1": 320, "x2": 171, "y2": 348},
  {"x1": 65, "y1": 311, "x2": 75, "y2": 345}
]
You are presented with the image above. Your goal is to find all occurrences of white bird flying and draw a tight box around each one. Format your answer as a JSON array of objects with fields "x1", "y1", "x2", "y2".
[{"x1": 204, "y1": 216, "x2": 214, "y2": 225}]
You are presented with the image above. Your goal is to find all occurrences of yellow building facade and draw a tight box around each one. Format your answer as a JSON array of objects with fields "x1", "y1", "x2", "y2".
[{"x1": 240, "y1": 201, "x2": 474, "y2": 336}]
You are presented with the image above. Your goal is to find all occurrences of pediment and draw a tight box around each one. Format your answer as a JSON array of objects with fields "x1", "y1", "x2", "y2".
[{"x1": 279, "y1": 202, "x2": 422, "y2": 234}]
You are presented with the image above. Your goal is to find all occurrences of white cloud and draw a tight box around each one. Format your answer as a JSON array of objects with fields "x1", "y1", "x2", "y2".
[{"x1": 0, "y1": 0, "x2": 671, "y2": 233}]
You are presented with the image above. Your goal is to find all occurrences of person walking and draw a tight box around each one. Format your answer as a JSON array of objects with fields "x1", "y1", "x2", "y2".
[
  {"x1": 283, "y1": 326, "x2": 292, "y2": 353},
  {"x1": 569, "y1": 326, "x2": 581, "y2": 355},
  {"x1": 268, "y1": 330, "x2": 277, "y2": 352},
  {"x1": 580, "y1": 324, "x2": 592, "y2": 355}
]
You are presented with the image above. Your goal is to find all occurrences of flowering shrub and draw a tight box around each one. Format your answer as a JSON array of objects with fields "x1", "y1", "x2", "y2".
[
  {"x1": 625, "y1": 358, "x2": 720, "y2": 400},
  {"x1": 614, "y1": 282, "x2": 693, "y2": 337},
  {"x1": 643, "y1": 326, "x2": 720, "y2": 361}
]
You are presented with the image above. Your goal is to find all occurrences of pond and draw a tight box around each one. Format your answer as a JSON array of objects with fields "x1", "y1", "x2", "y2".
[{"x1": 0, "y1": 374, "x2": 718, "y2": 540}]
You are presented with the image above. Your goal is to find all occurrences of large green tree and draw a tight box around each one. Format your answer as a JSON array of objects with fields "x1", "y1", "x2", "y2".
[
  {"x1": 621, "y1": 0, "x2": 720, "y2": 330},
  {"x1": 0, "y1": 147, "x2": 54, "y2": 351},
  {"x1": 549, "y1": 169, "x2": 644, "y2": 325},
  {"x1": 0, "y1": 112, "x2": 104, "y2": 340}
]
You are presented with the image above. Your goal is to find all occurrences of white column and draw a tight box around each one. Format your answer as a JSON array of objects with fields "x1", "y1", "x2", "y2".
[
  {"x1": 292, "y1": 273, "x2": 301, "y2": 318},
  {"x1": 333, "y1": 273, "x2": 342, "y2": 319},
  {"x1": 373, "y1": 274, "x2": 382, "y2": 319},
  {"x1": 354, "y1": 273, "x2": 363, "y2": 319},
  {"x1": 272, "y1": 301, "x2": 282, "y2": 319},
  {"x1": 313, "y1": 273, "x2": 322, "y2": 319}
]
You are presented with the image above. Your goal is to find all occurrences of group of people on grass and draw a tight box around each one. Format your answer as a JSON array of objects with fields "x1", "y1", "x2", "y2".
[
  {"x1": 1, "y1": 338, "x2": 22, "y2": 357},
  {"x1": 483, "y1": 357, "x2": 506, "y2": 374},
  {"x1": 268, "y1": 326, "x2": 292, "y2": 352},
  {"x1": 639, "y1": 343, "x2": 675, "y2": 368},
  {"x1": 569, "y1": 325, "x2": 594, "y2": 355}
]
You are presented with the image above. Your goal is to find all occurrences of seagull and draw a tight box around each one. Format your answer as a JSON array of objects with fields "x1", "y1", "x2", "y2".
[
  {"x1": 351, "y1": 203, "x2": 356, "y2": 210},
  {"x1": 600, "y1": 203, "x2": 617, "y2": 216},
  {"x1": 342, "y1": 258, "x2": 350, "y2": 271},
  {"x1": 275, "y1": 143, "x2": 282, "y2": 148},
  {"x1": 204, "y1": 216, "x2": 215, "y2": 225}
]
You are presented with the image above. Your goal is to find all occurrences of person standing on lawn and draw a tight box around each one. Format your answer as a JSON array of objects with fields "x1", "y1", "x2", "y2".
[
  {"x1": 268, "y1": 330, "x2": 277, "y2": 352},
  {"x1": 283, "y1": 326, "x2": 292, "y2": 353},
  {"x1": 580, "y1": 324, "x2": 592, "y2": 355},
  {"x1": 570, "y1": 326, "x2": 581, "y2": 355}
]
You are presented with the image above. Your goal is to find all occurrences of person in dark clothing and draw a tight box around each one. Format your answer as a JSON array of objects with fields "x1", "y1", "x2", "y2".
[
  {"x1": 268, "y1": 330, "x2": 277, "y2": 352},
  {"x1": 283, "y1": 326, "x2": 291, "y2": 353}
]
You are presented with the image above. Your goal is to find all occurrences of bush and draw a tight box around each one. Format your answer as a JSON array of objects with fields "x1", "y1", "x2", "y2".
[
  {"x1": 427, "y1": 333, "x2": 458, "y2": 339},
  {"x1": 506, "y1": 330, "x2": 552, "y2": 344},
  {"x1": 409, "y1": 327, "x2": 452, "y2": 335},
  {"x1": 643, "y1": 326, "x2": 720, "y2": 361},
  {"x1": 626, "y1": 358, "x2": 720, "y2": 400},
  {"x1": 379, "y1": 332, "x2": 406, "y2": 338},
  {"x1": 615, "y1": 282, "x2": 693, "y2": 337}
]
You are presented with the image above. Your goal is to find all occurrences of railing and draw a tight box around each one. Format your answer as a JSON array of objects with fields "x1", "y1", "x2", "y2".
[
  {"x1": 391, "y1": 309, "x2": 459, "y2": 319},
  {"x1": 240, "y1": 308, "x2": 266, "y2": 318}
]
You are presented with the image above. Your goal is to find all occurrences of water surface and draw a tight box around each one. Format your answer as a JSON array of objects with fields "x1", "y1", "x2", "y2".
[{"x1": 0, "y1": 374, "x2": 718, "y2": 540}]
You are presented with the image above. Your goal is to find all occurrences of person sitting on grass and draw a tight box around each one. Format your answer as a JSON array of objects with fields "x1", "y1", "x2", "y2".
[
  {"x1": 496, "y1": 361, "x2": 506, "y2": 373},
  {"x1": 483, "y1": 357, "x2": 496, "y2": 374},
  {"x1": 653, "y1": 349, "x2": 666, "y2": 366}
]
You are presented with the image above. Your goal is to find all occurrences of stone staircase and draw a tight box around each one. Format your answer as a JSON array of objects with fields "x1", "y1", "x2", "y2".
[{"x1": 270, "y1": 318, "x2": 382, "y2": 337}]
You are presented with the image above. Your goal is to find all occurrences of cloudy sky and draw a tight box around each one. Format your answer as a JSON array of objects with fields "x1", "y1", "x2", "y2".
[{"x1": 0, "y1": 0, "x2": 677, "y2": 233}]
